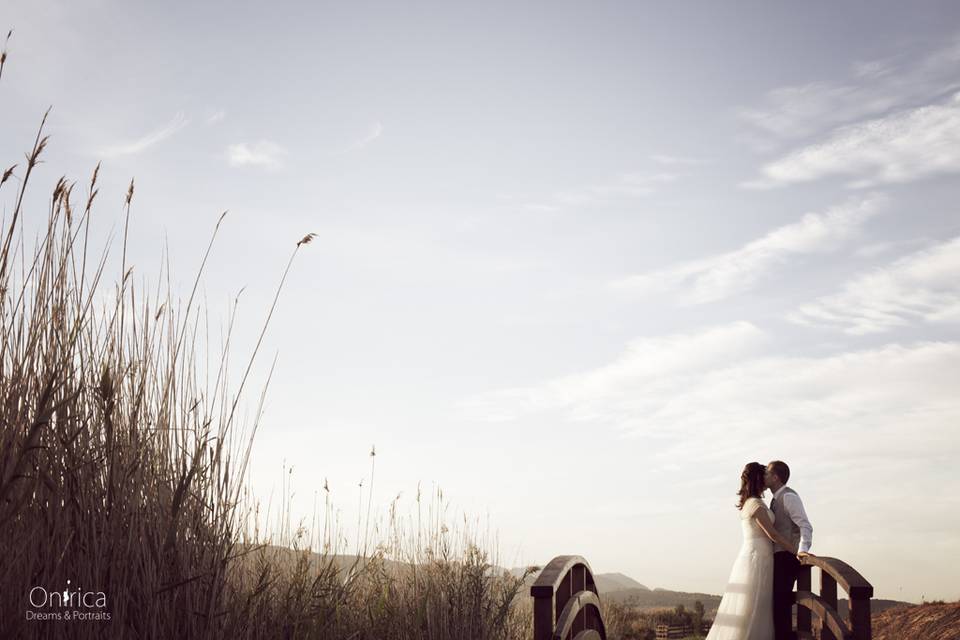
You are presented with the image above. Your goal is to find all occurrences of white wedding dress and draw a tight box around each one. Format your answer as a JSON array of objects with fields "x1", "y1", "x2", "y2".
[{"x1": 706, "y1": 497, "x2": 775, "y2": 640}]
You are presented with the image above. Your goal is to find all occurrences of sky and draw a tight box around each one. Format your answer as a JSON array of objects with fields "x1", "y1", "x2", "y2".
[{"x1": 2, "y1": 0, "x2": 959, "y2": 603}]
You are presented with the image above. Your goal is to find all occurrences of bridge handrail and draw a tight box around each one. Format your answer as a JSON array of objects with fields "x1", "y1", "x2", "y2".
[
  {"x1": 531, "y1": 555, "x2": 605, "y2": 640},
  {"x1": 801, "y1": 555, "x2": 874, "y2": 599},
  {"x1": 531, "y1": 555, "x2": 598, "y2": 597},
  {"x1": 798, "y1": 555, "x2": 873, "y2": 640}
]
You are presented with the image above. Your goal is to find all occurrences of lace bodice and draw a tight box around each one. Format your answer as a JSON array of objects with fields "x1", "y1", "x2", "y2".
[{"x1": 741, "y1": 497, "x2": 775, "y2": 542}]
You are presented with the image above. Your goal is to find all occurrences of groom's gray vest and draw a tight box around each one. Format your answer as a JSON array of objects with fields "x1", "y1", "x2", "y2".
[{"x1": 771, "y1": 487, "x2": 801, "y2": 555}]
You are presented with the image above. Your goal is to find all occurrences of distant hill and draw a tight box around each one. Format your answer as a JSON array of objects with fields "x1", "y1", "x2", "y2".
[
  {"x1": 838, "y1": 598, "x2": 916, "y2": 618},
  {"x1": 510, "y1": 568, "x2": 648, "y2": 594},
  {"x1": 603, "y1": 587, "x2": 721, "y2": 612},
  {"x1": 873, "y1": 601, "x2": 960, "y2": 640},
  {"x1": 595, "y1": 572, "x2": 650, "y2": 593},
  {"x1": 601, "y1": 588, "x2": 915, "y2": 617},
  {"x1": 236, "y1": 545, "x2": 410, "y2": 579}
]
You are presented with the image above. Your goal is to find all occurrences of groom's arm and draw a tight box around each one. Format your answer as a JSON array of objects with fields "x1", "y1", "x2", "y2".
[{"x1": 784, "y1": 493, "x2": 813, "y2": 553}]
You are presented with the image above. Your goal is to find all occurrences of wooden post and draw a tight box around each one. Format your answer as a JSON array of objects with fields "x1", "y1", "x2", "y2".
[
  {"x1": 850, "y1": 595, "x2": 872, "y2": 640},
  {"x1": 556, "y1": 571, "x2": 571, "y2": 630},
  {"x1": 820, "y1": 569, "x2": 838, "y2": 640},
  {"x1": 797, "y1": 564, "x2": 812, "y2": 634},
  {"x1": 533, "y1": 593, "x2": 553, "y2": 640},
  {"x1": 573, "y1": 564, "x2": 586, "y2": 636}
]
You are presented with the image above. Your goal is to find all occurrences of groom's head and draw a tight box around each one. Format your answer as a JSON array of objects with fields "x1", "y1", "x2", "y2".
[{"x1": 765, "y1": 460, "x2": 790, "y2": 490}]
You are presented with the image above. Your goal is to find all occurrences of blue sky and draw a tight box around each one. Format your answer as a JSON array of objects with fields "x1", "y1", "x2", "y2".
[{"x1": 3, "y1": 1, "x2": 959, "y2": 602}]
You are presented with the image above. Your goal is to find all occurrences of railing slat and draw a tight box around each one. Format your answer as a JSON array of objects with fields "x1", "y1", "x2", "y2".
[
  {"x1": 553, "y1": 590, "x2": 602, "y2": 640},
  {"x1": 574, "y1": 564, "x2": 586, "y2": 636},
  {"x1": 556, "y1": 571, "x2": 572, "y2": 630},
  {"x1": 797, "y1": 564, "x2": 812, "y2": 633},
  {"x1": 796, "y1": 591, "x2": 851, "y2": 640},
  {"x1": 820, "y1": 569, "x2": 839, "y2": 640}
]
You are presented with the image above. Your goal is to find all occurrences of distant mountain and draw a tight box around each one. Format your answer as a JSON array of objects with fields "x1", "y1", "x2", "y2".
[
  {"x1": 603, "y1": 587, "x2": 721, "y2": 612},
  {"x1": 594, "y1": 573, "x2": 650, "y2": 593},
  {"x1": 236, "y1": 545, "x2": 412, "y2": 579},
  {"x1": 601, "y1": 587, "x2": 914, "y2": 617},
  {"x1": 838, "y1": 598, "x2": 916, "y2": 618},
  {"x1": 509, "y1": 568, "x2": 648, "y2": 593}
]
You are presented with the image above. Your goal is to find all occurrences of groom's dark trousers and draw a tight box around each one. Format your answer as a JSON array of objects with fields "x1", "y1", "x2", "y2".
[{"x1": 773, "y1": 551, "x2": 800, "y2": 640}]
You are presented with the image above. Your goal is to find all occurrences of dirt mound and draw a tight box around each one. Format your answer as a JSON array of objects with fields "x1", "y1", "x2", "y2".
[{"x1": 873, "y1": 602, "x2": 960, "y2": 640}]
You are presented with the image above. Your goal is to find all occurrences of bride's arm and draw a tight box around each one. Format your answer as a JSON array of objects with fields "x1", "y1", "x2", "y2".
[{"x1": 753, "y1": 508, "x2": 794, "y2": 551}]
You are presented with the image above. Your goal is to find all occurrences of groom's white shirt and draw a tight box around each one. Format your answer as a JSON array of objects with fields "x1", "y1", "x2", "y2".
[{"x1": 771, "y1": 485, "x2": 813, "y2": 553}]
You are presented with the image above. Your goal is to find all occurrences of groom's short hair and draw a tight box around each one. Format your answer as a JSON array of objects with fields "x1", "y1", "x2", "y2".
[{"x1": 769, "y1": 460, "x2": 790, "y2": 484}]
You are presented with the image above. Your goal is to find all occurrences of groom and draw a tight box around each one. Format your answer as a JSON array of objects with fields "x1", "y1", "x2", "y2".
[{"x1": 765, "y1": 460, "x2": 814, "y2": 640}]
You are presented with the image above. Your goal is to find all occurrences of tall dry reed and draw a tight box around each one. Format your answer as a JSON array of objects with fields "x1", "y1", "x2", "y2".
[{"x1": 0, "y1": 36, "x2": 535, "y2": 639}]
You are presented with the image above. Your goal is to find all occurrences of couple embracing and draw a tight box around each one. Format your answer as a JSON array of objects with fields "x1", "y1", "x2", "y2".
[{"x1": 706, "y1": 461, "x2": 814, "y2": 640}]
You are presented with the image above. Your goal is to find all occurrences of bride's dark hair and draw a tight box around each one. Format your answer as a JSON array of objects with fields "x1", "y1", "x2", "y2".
[{"x1": 737, "y1": 462, "x2": 766, "y2": 510}]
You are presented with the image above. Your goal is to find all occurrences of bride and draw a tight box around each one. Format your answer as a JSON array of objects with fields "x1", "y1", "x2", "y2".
[{"x1": 706, "y1": 462, "x2": 796, "y2": 640}]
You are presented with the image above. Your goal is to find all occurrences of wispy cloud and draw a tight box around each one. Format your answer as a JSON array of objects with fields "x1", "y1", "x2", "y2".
[
  {"x1": 790, "y1": 236, "x2": 960, "y2": 334},
  {"x1": 226, "y1": 140, "x2": 287, "y2": 170},
  {"x1": 520, "y1": 172, "x2": 677, "y2": 213},
  {"x1": 739, "y1": 34, "x2": 960, "y2": 140},
  {"x1": 205, "y1": 109, "x2": 225, "y2": 125},
  {"x1": 346, "y1": 121, "x2": 383, "y2": 151},
  {"x1": 461, "y1": 323, "x2": 960, "y2": 465},
  {"x1": 854, "y1": 242, "x2": 896, "y2": 258},
  {"x1": 744, "y1": 92, "x2": 960, "y2": 189},
  {"x1": 99, "y1": 111, "x2": 189, "y2": 158},
  {"x1": 610, "y1": 195, "x2": 885, "y2": 304},
  {"x1": 461, "y1": 321, "x2": 768, "y2": 424}
]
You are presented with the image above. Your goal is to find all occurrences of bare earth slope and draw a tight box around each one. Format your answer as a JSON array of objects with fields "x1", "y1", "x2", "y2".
[{"x1": 873, "y1": 602, "x2": 960, "y2": 640}]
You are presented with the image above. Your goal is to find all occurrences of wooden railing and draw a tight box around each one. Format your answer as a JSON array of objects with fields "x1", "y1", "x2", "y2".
[
  {"x1": 531, "y1": 555, "x2": 607, "y2": 640},
  {"x1": 796, "y1": 555, "x2": 874, "y2": 640},
  {"x1": 531, "y1": 554, "x2": 872, "y2": 640}
]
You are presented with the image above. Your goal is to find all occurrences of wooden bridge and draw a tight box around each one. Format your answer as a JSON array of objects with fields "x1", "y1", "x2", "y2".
[{"x1": 531, "y1": 554, "x2": 874, "y2": 640}]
